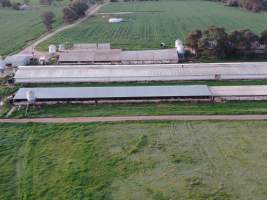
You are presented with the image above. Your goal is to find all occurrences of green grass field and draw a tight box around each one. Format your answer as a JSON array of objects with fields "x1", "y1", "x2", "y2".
[
  {"x1": 1, "y1": 121, "x2": 267, "y2": 200},
  {"x1": 11, "y1": 101, "x2": 267, "y2": 118},
  {"x1": 0, "y1": 2, "x2": 65, "y2": 56},
  {"x1": 38, "y1": 0, "x2": 267, "y2": 50}
]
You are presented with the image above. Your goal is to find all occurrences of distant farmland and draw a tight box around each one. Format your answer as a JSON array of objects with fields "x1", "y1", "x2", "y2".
[
  {"x1": 39, "y1": 0, "x2": 267, "y2": 50},
  {"x1": 1, "y1": 121, "x2": 267, "y2": 200},
  {"x1": 0, "y1": 4, "x2": 65, "y2": 56}
]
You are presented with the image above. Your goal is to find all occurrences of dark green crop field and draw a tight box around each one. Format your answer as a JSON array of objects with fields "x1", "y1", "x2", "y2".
[
  {"x1": 1, "y1": 121, "x2": 267, "y2": 200},
  {"x1": 39, "y1": 0, "x2": 267, "y2": 50}
]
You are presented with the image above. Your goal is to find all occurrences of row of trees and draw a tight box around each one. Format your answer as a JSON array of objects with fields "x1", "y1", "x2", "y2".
[
  {"x1": 185, "y1": 26, "x2": 267, "y2": 59},
  {"x1": 0, "y1": 0, "x2": 26, "y2": 10},
  {"x1": 208, "y1": 0, "x2": 267, "y2": 12},
  {"x1": 40, "y1": 0, "x2": 90, "y2": 31}
]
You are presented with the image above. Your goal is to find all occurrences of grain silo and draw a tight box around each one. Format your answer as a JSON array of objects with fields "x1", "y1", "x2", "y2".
[
  {"x1": 49, "y1": 45, "x2": 57, "y2": 54},
  {"x1": 0, "y1": 57, "x2": 4, "y2": 73},
  {"x1": 175, "y1": 39, "x2": 185, "y2": 60},
  {"x1": 58, "y1": 44, "x2": 65, "y2": 52},
  {"x1": 26, "y1": 90, "x2": 36, "y2": 104}
]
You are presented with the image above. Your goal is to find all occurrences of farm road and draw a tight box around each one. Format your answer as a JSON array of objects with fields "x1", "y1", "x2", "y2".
[
  {"x1": 1, "y1": 115, "x2": 267, "y2": 123},
  {"x1": 19, "y1": 3, "x2": 106, "y2": 55}
]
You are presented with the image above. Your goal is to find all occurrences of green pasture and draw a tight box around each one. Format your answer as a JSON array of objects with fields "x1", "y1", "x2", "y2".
[
  {"x1": 1, "y1": 121, "x2": 267, "y2": 199},
  {"x1": 0, "y1": 2, "x2": 65, "y2": 56},
  {"x1": 38, "y1": 0, "x2": 267, "y2": 50},
  {"x1": 11, "y1": 101, "x2": 267, "y2": 118}
]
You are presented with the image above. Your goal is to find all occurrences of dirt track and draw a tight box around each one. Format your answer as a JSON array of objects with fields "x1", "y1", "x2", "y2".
[
  {"x1": 1, "y1": 115, "x2": 267, "y2": 123},
  {"x1": 19, "y1": 3, "x2": 104, "y2": 55}
]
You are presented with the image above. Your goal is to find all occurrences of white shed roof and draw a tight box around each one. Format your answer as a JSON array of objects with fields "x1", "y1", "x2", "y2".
[
  {"x1": 58, "y1": 49, "x2": 122, "y2": 62},
  {"x1": 121, "y1": 49, "x2": 178, "y2": 62},
  {"x1": 14, "y1": 62, "x2": 267, "y2": 83},
  {"x1": 210, "y1": 86, "x2": 267, "y2": 96},
  {"x1": 14, "y1": 85, "x2": 212, "y2": 100}
]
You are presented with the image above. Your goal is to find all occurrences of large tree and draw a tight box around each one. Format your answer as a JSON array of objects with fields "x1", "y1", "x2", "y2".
[
  {"x1": 229, "y1": 29, "x2": 259, "y2": 51},
  {"x1": 40, "y1": 0, "x2": 54, "y2": 5},
  {"x1": 260, "y1": 30, "x2": 267, "y2": 45},
  {"x1": 198, "y1": 26, "x2": 229, "y2": 58},
  {"x1": 209, "y1": 0, "x2": 266, "y2": 12},
  {"x1": 63, "y1": 0, "x2": 88, "y2": 23},
  {"x1": 41, "y1": 11, "x2": 55, "y2": 31},
  {"x1": 185, "y1": 29, "x2": 202, "y2": 55},
  {"x1": 241, "y1": 0, "x2": 265, "y2": 12}
]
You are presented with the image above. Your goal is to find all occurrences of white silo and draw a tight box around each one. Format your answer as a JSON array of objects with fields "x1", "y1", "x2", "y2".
[
  {"x1": 26, "y1": 90, "x2": 36, "y2": 104},
  {"x1": 58, "y1": 44, "x2": 65, "y2": 52},
  {"x1": 0, "y1": 57, "x2": 4, "y2": 73},
  {"x1": 175, "y1": 39, "x2": 185, "y2": 60},
  {"x1": 49, "y1": 44, "x2": 57, "y2": 54}
]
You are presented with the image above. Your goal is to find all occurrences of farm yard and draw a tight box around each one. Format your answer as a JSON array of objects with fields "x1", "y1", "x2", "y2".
[
  {"x1": 0, "y1": 2, "x2": 66, "y2": 56},
  {"x1": 39, "y1": 0, "x2": 267, "y2": 50},
  {"x1": 1, "y1": 121, "x2": 267, "y2": 200}
]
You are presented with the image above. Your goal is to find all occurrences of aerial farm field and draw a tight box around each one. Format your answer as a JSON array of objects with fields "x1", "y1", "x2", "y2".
[
  {"x1": 10, "y1": 101, "x2": 267, "y2": 118},
  {"x1": 1, "y1": 121, "x2": 267, "y2": 200},
  {"x1": 39, "y1": 0, "x2": 267, "y2": 50},
  {"x1": 0, "y1": 2, "x2": 65, "y2": 56}
]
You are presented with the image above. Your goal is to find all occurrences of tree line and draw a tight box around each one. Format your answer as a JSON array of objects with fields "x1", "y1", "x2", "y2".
[
  {"x1": 185, "y1": 26, "x2": 267, "y2": 59},
  {"x1": 208, "y1": 0, "x2": 267, "y2": 12},
  {"x1": 41, "y1": 0, "x2": 94, "y2": 32}
]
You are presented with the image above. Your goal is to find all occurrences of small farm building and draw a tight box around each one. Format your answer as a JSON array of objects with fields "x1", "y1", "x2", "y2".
[
  {"x1": 109, "y1": 18, "x2": 123, "y2": 23},
  {"x1": 4, "y1": 55, "x2": 32, "y2": 68},
  {"x1": 58, "y1": 48, "x2": 178, "y2": 64},
  {"x1": 210, "y1": 86, "x2": 267, "y2": 101}
]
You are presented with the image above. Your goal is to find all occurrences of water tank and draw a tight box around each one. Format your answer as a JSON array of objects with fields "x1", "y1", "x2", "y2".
[
  {"x1": 175, "y1": 39, "x2": 185, "y2": 55},
  {"x1": 49, "y1": 44, "x2": 57, "y2": 54},
  {"x1": 26, "y1": 90, "x2": 36, "y2": 104},
  {"x1": 109, "y1": 18, "x2": 123, "y2": 23},
  {"x1": 58, "y1": 44, "x2": 65, "y2": 52},
  {"x1": 0, "y1": 57, "x2": 4, "y2": 72}
]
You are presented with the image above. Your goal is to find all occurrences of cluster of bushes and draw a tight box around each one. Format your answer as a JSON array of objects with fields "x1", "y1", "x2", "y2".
[
  {"x1": 0, "y1": 0, "x2": 21, "y2": 10},
  {"x1": 125, "y1": 0, "x2": 158, "y2": 1},
  {"x1": 40, "y1": 0, "x2": 54, "y2": 5},
  {"x1": 186, "y1": 26, "x2": 267, "y2": 59},
  {"x1": 208, "y1": 0, "x2": 267, "y2": 12},
  {"x1": 41, "y1": 11, "x2": 55, "y2": 31},
  {"x1": 63, "y1": 0, "x2": 89, "y2": 23},
  {"x1": 0, "y1": 0, "x2": 11, "y2": 7},
  {"x1": 123, "y1": 0, "x2": 159, "y2": 2}
]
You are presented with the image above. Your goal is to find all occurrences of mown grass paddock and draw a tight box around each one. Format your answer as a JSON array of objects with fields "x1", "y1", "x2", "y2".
[
  {"x1": 10, "y1": 101, "x2": 267, "y2": 118},
  {"x1": 0, "y1": 2, "x2": 66, "y2": 56},
  {"x1": 1, "y1": 121, "x2": 267, "y2": 200},
  {"x1": 39, "y1": 0, "x2": 267, "y2": 50}
]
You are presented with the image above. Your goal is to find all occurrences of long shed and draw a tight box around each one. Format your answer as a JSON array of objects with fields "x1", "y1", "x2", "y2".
[
  {"x1": 13, "y1": 85, "x2": 212, "y2": 104},
  {"x1": 14, "y1": 62, "x2": 267, "y2": 84}
]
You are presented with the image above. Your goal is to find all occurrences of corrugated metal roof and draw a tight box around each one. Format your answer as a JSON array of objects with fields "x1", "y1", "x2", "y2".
[
  {"x1": 14, "y1": 85, "x2": 212, "y2": 100},
  {"x1": 97, "y1": 43, "x2": 110, "y2": 49},
  {"x1": 58, "y1": 49, "x2": 122, "y2": 62},
  {"x1": 73, "y1": 43, "x2": 97, "y2": 49},
  {"x1": 5, "y1": 55, "x2": 32, "y2": 67},
  {"x1": 121, "y1": 49, "x2": 178, "y2": 61},
  {"x1": 58, "y1": 49, "x2": 178, "y2": 63},
  {"x1": 210, "y1": 86, "x2": 267, "y2": 96},
  {"x1": 14, "y1": 62, "x2": 267, "y2": 83}
]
